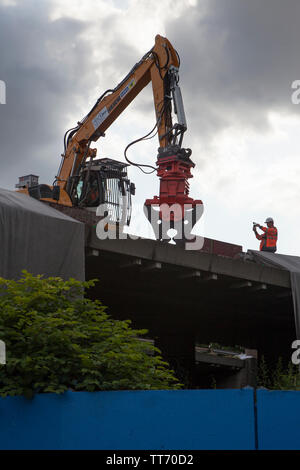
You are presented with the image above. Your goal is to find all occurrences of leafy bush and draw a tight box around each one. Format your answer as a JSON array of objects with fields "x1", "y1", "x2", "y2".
[
  {"x1": 0, "y1": 271, "x2": 181, "y2": 398},
  {"x1": 258, "y1": 356, "x2": 300, "y2": 390}
]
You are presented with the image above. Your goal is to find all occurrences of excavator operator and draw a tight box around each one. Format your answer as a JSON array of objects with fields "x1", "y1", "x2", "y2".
[
  {"x1": 86, "y1": 176, "x2": 100, "y2": 207},
  {"x1": 253, "y1": 217, "x2": 278, "y2": 252}
]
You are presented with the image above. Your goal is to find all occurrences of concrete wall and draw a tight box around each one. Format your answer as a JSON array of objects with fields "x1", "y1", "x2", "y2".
[{"x1": 0, "y1": 389, "x2": 299, "y2": 450}]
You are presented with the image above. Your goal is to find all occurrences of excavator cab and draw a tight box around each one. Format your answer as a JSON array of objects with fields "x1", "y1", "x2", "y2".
[
  {"x1": 17, "y1": 159, "x2": 135, "y2": 226},
  {"x1": 71, "y1": 158, "x2": 135, "y2": 225}
]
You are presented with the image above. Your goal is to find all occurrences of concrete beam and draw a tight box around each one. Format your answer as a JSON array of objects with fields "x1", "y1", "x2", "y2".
[
  {"x1": 86, "y1": 248, "x2": 100, "y2": 257},
  {"x1": 230, "y1": 281, "x2": 252, "y2": 289},
  {"x1": 195, "y1": 351, "x2": 244, "y2": 369},
  {"x1": 88, "y1": 233, "x2": 291, "y2": 288},
  {"x1": 179, "y1": 270, "x2": 201, "y2": 279},
  {"x1": 142, "y1": 262, "x2": 162, "y2": 272},
  {"x1": 250, "y1": 283, "x2": 267, "y2": 292},
  {"x1": 120, "y1": 258, "x2": 142, "y2": 268},
  {"x1": 201, "y1": 273, "x2": 218, "y2": 282}
]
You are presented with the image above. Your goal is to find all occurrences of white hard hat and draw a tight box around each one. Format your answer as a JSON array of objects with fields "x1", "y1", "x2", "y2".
[{"x1": 265, "y1": 217, "x2": 274, "y2": 223}]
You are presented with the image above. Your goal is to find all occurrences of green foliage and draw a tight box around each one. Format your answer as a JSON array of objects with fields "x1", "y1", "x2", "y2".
[
  {"x1": 258, "y1": 355, "x2": 300, "y2": 390},
  {"x1": 257, "y1": 355, "x2": 271, "y2": 389},
  {"x1": 0, "y1": 271, "x2": 182, "y2": 398}
]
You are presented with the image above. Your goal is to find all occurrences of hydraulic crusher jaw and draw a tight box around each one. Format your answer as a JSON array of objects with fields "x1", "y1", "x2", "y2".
[{"x1": 144, "y1": 145, "x2": 203, "y2": 244}]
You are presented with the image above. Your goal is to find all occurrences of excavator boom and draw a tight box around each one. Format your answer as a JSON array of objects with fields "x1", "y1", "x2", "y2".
[
  {"x1": 57, "y1": 35, "x2": 182, "y2": 194},
  {"x1": 17, "y1": 35, "x2": 202, "y2": 241}
]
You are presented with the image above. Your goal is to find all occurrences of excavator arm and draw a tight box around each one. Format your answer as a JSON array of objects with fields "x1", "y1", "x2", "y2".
[{"x1": 56, "y1": 35, "x2": 185, "y2": 199}]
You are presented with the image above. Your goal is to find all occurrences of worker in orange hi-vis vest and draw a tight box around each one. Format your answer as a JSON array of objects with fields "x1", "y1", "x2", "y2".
[{"x1": 253, "y1": 217, "x2": 278, "y2": 252}]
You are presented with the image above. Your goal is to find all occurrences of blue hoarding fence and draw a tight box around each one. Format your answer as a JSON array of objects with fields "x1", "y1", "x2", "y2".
[
  {"x1": 256, "y1": 390, "x2": 300, "y2": 450},
  {"x1": 0, "y1": 389, "x2": 299, "y2": 449}
]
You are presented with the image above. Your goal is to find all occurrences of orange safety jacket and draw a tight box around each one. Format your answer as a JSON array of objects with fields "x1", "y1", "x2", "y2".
[{"x1": 255, "y1": 226, "x2": 278, "y2": 251}]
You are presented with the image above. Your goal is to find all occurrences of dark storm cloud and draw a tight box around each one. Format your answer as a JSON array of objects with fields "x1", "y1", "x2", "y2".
[
  {"x1": 0, "y1": 1, "x2": 96, "y2": 188},
  {"x1": 96, "y1": 14, "x2": 141, "y2": 85},
  {"x1": 166, "y1": 0, "x2": 300, "y2": 139},
  {"x1": 1, "y1": 0, "x2": 300, "y2": 191}
]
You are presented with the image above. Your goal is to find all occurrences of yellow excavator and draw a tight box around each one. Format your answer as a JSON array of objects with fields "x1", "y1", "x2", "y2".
[{"x1": 17, "y1": 35, "x2": 202, "y2": 238}]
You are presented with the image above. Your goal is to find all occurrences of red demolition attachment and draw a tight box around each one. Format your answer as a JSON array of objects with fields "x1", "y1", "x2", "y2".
[{"x1": 144, "y1": 145, "x2": 203, "y2": 243}]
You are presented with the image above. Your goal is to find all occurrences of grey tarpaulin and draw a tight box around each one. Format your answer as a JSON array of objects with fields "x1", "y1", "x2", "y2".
[
  {"x1": 248, "y1": 249, "x2": 300, "y2": 339},
  {"x1": 0, "y1": 188, "x2": 85, "y2": 281}
]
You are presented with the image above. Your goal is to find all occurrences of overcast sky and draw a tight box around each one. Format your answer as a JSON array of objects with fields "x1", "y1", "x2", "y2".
[{"x1": 1, "y1": 0, "x2": 300, "y2": 254}]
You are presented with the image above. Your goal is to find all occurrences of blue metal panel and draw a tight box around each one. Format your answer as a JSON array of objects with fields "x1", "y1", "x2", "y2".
[
  {"x1": 256, "y1": 390, "x2": 300, "y2": 450},
  {"x1": 0, "y1": 394, "x2": 63, "y2": 450},
  {"x1": 0, "y1": 390, "x2": 255, "y2": 450}
]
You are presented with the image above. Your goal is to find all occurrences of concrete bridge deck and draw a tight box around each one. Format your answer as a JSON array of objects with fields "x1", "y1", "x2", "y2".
[
  {"x1": 46, "y1": 203, "x2": 295, "y2": 386},
  {"x1": 85, "y1": 230, "x2": 294, "y2": 386}
]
